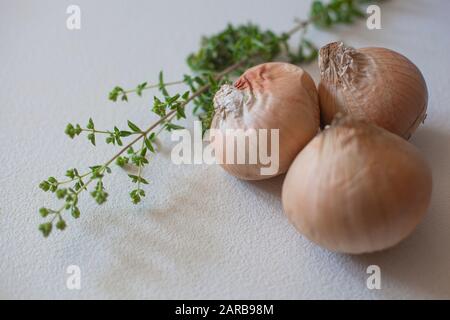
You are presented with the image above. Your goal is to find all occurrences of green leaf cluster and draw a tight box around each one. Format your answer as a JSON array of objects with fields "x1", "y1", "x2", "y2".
[
  {"x1": 311, "y1": 0, "x2": 367, "y2": 28},
  {"x1": 187, "y1": 23, "x2": 284, "y2": 74}
]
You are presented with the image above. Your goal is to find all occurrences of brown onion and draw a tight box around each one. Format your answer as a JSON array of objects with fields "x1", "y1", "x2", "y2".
[
  {"x1": 211, "y1": 62, "x2": 320, "y2": 180},
  {"x1": 318, "y1": 42, "x2": 428, "y2": 139},
  {"x1": 282, "y1": 115, "x2": 432, "y2": 254}
]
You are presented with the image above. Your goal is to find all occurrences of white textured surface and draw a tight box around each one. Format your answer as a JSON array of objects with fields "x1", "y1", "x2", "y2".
[{"x1": 1, "y1": 0, "x2": 450, "y2": 299}]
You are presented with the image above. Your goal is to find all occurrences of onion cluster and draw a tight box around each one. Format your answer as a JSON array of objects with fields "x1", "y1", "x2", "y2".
[{"x1": 212, "y1": 43, "x2": 432, "y2": 254}]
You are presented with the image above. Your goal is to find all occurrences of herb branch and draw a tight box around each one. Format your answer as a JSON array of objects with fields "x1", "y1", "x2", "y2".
[{"x1": 38, "y1": 0, "x2": 379, "y2": 237}]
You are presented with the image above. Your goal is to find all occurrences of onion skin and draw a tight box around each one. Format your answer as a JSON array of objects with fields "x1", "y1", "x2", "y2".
[
  {"x1": 318, "y1": 42, "x2": 428, "y2": 139},
  {"x1": 211, "y1": 62, "x2": 320, "y2": 180},
  {"x1": 282, "y1": 116, "x2": 432, "y2": 254}
]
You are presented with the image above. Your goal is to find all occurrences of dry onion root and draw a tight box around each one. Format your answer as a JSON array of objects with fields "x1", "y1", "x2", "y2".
[
  {"x1": 211, "y1": 62, "x2": 320, "y2": 180},
  {"x1": 318, "y1": 42, "x2": 428, "y2": 139},
  {"x1": 282, "y1": 115, "x2": 432, "y2": 254}
]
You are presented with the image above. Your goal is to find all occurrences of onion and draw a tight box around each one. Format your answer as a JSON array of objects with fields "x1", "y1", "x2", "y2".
[
  {"x1": 318, "y1": 42, "x2": 428, "y2": 139},
  {"x1": 282, "y1": 115, "x2": 432, "y2": 254},
  {"x1": 211, "y1": 62, "x2": 320, "y2": 180}
]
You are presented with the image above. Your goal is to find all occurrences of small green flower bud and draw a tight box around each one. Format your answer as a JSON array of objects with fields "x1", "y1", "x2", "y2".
[
  {"x1": 39, "y1": 181, "x2": 50, "y2": 192},
  {"x1": 65, "y1": 124, "x2": 75, "y2": 138},
  {"x1": 39, "y1": 222, "x2": 52, "y2": 237},
  {"x1": 56, "y1": 188, "x2": 67, "y2": 199},
  {"x1": 56, "y1": 220, "x2": 66, "y2": 231},
  {"x1": 72, "y1": 207, "x2": 80, "y2": 219},
  {"x1": 39, "y1": 207, "x2": 49, "y2": 217},
  {"x1": 66, "y1": 169, "x2": 75, "y2": 179},
  {"x1": 47, "y1": 177, "x2": 57, "y2": 184}
]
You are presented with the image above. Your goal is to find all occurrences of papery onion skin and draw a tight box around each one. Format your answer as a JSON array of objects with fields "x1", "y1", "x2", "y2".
[
  {"x1": 211, "y1": 62, "x2": 320, "y2": 180},
  {"x1": 318, "y1": 42, "x2": 428, "y2": 139},
  {"x1": 282, "y1": 116, "x2": 432, "y2": 254}
]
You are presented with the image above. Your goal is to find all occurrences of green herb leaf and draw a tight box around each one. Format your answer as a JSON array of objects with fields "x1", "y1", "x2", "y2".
[
  {"x1": 165, "y1": 123, "x2": 184, "y2": 131},
  {"x1": 158, "y1": 71, "x2": 169, "y2": 97},
  {"x1": 128, "y1": 174, "x2": 149, "y2": 185},
  {"x1": 144, "y1": 138, "x2": 155, "y2": 153},
  {"x1": 119, "y1": 130, "x2": 132, "y2": 137},
  {"x1": 127, "y1": 120, "x2": 142, "y2": 133},
  {"x1": 87, "y1": 118, "x2": 95, "y2": 130},
  {"x1": 109, "y1": 86, "x2": 124, "y2": 102},
  {"x1": 136, "y1": 82, "x2": 147, "y2": 97},
  {"x1": 87, "y1": 133, "x2": 96, "y2": 146}
]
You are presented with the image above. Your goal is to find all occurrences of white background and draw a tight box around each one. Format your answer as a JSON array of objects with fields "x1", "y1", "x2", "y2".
[{"x1": 1, "y1": 0, "x2": 450, "y2": 299}]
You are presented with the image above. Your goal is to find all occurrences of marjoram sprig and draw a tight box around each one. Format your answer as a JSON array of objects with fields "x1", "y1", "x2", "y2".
[{"x1": 38, "y1": 0, "x2": 378, "y2": 237}]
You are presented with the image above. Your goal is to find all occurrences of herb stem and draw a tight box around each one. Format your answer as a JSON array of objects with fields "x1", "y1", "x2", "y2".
[
  {"x1": 285, "y1": 18, "x2": 312, "y2": 37},
  {"x1": 57, "y1": 171, "x2": 91, "y2": 185},
  {"x1": 124, "y1": 80, "x2": 185, "y2": 94},
  {"x1": 137, "y1": 139, "x2": 146, "y2": 191},
  {"x1": 81, "y1": 129, "x2": 111, "y2": 135}
]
